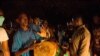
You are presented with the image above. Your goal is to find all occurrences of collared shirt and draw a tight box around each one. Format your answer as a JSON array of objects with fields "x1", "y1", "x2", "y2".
[
  {"x1": 12, "y1": 28, "x2": 41, "y2": 56},
  {"x1": 70, "y1": 25, "x2": 91, "y2": 56}
]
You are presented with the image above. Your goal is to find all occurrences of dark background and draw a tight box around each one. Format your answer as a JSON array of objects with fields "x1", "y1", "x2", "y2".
[
  {"x1": 1, "y1": 1, "x2": 100, "y2": 55},
  {"x1": 0, "y1": 0, "x2": 100, "y2": 25}
]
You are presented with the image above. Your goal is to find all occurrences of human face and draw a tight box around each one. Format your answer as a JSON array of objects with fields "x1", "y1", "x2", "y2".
[
  {"x1": 72, "y1": 17, "x2": 83, "y2": 27},
  {"x1": 43, "y1": 21, "x2": 48, "y2": 28},
  {"x1": 33, "y1": 17, "x2": 40, "y2": 25},
  {"x1": 19, "y1": 14, "x2": 28, "y2": 27},
  {"x1": 93, "y1": 16, "x2": 100, "y2": 25}
]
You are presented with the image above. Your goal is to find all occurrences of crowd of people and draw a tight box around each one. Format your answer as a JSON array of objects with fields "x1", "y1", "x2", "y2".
[{"x1": 0, "y1": 8, "x2": 100, "y2": 56}]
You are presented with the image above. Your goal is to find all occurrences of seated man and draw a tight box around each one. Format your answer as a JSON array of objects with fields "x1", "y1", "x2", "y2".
[
  {"x1": 0, "y1": 9, "x2": 10, "y2": 56},
  {"x1": 12, "y1": 12, "x2": 41, "y2": 56}
]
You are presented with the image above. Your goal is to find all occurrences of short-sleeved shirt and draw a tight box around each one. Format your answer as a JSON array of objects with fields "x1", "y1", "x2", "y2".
[
  {"x1": 12, "y1": 28, "x2": 41, "y2": 56},
  {"x1": 0, "y1": 28, "x2": 9, "y2": 50},
  {"x1": 0, "y1": 28, "x2": 9, "y2": 42}
]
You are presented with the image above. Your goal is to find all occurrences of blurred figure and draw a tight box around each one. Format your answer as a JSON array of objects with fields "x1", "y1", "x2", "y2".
[
  {"x1": 0, "y1": 9, "x2": 10, "y2": 56},
  {"x1": 70, "y1": 16, "x2": 91, "y2": 56},
  {"x1": 12, "y1": 13, "x2": 41, "y2": 56},
  {"x1": 29, "y1": 17, "x2": 43, "y2": 39},
  {"x1": 43, "y1": 20, "x2": 50, "y2": 38},
  {"x1": 57, "y1": 24, "x2": 63, "y2": 45},
  {"x1": 92, "y1": 15, "x2": 100, "y2": 56},
  {"x1": 92, "y1": 15, "x2": 100, "y2": 27},
  {"x1": 49, "y1": 25, "x2": 56, "y2": 39},
  {"x1": 38, "y1": 20, "x2": 50, "y2": 38},
  {"x1": 29, "y1": 17, "x2": 43, "y2": 41},
  {"x1": 29, "y1": 17, "x2": 41, "y2": 33},
  {"x1": 93, "y1": 28, "x2": 100, "y2": 56}
]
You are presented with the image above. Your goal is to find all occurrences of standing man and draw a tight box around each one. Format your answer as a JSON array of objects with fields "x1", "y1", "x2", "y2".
[
  {"x1": 12, "y1": 12, "x2": 41, "y2": 56},
  {"x1": 0, "y1": 9, "x2": 10, "y2": 56},
  {"x1": 70, "y1": 16, "x2": 91, "y2": 56}
]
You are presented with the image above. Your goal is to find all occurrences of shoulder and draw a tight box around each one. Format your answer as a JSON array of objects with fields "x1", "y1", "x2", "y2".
[
  {"x1": 13, "y1": 29, "x2": 21, "y2": 38},
  {"x1": 14, "y1": 30, "x2": 20, "y2": 34},
  {"x1": 0, "y1": 27, "x2": 7, "y2": 35},
  {"x1": 77, "y1": 26, "x2": 91, "y2": 39},
  {"x1": 83, "y1": 26, "x2": 90, "y2": 35},
  {"x1": 81, "y1": 26, "x2": 91, "y2": 39},
  {"x1": 78, "y1": 26, "x2": 90, "y2": 35},
  {"x1": 77, "y1": 27, "x2": 85, "y2": 35},
  {"x1": 0, "y1": 28, "x2": 6, "y2": 33},
  {"x1": 29, "y1": 23, "x2": 35, "y2": 27}
]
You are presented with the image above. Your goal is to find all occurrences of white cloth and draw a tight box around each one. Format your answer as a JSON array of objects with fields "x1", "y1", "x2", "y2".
[
  {"x1": 70, "y1": 25, "x2": 91, "y2": 56},
  {"x1": 0, "y1": 28, "x2": 9, "y2": 42},
  {"x1": 0, "y1": 28, "x2": 9, "y2": 56}
]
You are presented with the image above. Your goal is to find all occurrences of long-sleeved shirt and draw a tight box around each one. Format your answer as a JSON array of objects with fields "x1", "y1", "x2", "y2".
[{"x1": 70, "y1": 25, "x2": 91, "y2": 56}]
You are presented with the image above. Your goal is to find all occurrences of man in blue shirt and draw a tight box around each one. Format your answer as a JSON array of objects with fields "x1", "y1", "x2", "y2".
[{"x1": 12, "y1": 13, "x2": 41, "y2": 56}]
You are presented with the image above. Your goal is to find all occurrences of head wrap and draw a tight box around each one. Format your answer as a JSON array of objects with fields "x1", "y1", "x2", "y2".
[{"x1": 0, "y1": 16, "x2": 5, "y2": 26}]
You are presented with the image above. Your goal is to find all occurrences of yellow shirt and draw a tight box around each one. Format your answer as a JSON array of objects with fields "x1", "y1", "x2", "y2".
[{"x1": 70, "y1": 25, "x2": 91, "y2": 56}]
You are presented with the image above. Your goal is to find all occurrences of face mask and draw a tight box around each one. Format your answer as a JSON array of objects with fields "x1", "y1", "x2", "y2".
[{"x1": 0, "y1": 16, "x2": 5, "y2": 26}]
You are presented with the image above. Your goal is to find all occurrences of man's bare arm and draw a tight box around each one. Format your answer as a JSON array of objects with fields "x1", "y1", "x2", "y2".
[
  {"x1": 2, "y1": 40, "x2": 10, "y2": 56},
  {"x1": 14, "y1": 44, "x2": 35, "y2": 56}
]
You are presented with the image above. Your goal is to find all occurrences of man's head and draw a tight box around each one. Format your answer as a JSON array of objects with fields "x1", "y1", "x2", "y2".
[
  {"x1": 18, "y1": 12, "x2": 29, "y2": 27},
  {"x1": 0, "y1": 9, "x2": 4, "y2": 16},
  {"x1": 43, "y1": 20, "x2": 48, "y2": 27},
  {"x1": 0, "y1": 9, "x2": 5, "y2": 26},
  {"x1": 93, "y1": 15, "x2": 100, "y2": 25},
  {"x1": 72, "y1": 16, "x2": 83, "y2": 27},
  {"x1": 33, "y1": 17, "x2": 40, "y2": 25}
]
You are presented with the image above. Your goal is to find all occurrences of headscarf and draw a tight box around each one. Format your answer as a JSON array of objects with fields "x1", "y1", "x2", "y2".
[{"x1": 0, "y1": 16, "x2": 5, "y2": 26}]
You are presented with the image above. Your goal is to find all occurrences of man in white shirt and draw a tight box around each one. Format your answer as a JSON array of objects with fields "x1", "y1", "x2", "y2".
[
  {"x1": 70, "y1": 16, "x2": 91, "y2": 56},
  {"x1": 0, "y1": 9, "x2": 10, "y2": 56}
]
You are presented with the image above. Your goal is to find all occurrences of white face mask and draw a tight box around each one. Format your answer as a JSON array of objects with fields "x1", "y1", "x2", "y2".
[{"x1": 0, "y1": 16, "x2": 5, "y2": 26}]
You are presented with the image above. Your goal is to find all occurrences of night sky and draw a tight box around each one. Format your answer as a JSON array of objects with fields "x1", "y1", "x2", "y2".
[{"x1": 0, "y1": 0, "x2": 100, "y2": 25}]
